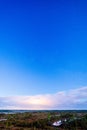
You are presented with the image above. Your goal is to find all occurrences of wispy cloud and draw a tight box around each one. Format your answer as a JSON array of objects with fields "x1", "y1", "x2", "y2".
[{"x1": 0, "y1": 87, "x2": 87, "y2": 109}]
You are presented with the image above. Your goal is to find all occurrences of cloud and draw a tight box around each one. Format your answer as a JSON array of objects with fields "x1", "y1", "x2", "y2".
[{"x1": 0, "y1": 87, "x2": 87, "y2": 109}]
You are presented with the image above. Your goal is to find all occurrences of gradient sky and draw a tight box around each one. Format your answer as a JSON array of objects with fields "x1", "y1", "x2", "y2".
[{"x1": 0, "y1": 0, "x2": 87, "y2": 109}]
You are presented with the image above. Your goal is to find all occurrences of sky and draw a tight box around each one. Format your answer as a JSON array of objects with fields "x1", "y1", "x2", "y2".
[{"x1": 0, "y1": 0, "x2": 87, "y2": 109}]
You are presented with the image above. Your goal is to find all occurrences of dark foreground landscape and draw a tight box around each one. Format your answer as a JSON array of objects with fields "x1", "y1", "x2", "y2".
[{"x1": 0, "y1": 110, "x2": 87, "y2": 130}]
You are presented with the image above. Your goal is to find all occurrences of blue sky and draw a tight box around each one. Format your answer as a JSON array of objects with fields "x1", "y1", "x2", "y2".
[{"x1": 0, "y1": 0, "x2": 87, "y2": 109}]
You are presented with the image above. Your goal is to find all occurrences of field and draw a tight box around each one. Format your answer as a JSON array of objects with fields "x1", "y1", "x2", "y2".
[{"x1": 0, "y1": 111, "x2": 87, "y2": 130}]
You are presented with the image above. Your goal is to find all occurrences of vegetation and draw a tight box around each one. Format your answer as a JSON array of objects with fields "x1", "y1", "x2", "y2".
[{"x1": 0, "y1": 111, "x2": 87, "y2": 130}]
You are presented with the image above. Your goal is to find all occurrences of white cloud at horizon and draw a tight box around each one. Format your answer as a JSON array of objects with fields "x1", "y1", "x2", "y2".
[{"x1": 0, "y1": 86, "x2": 87, "y2": 110}]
